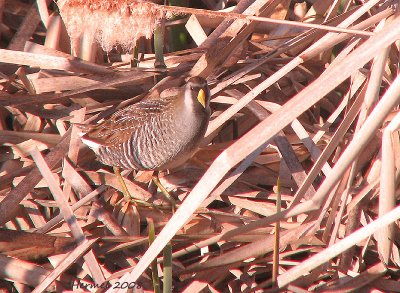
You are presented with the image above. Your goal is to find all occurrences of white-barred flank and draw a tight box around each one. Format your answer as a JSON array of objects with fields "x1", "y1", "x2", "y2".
[{"x1": 79, "y1": 77, "x2": 211, "y2": 171}]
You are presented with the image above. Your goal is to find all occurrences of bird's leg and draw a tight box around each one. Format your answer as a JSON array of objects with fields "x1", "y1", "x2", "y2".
[
  {"x1": 152, "y1": 171, "x2": 176, "y2": 211},
  {"x1": 114, "y1": 167, "x2": 163, "y2": 210},
  {"x1": 113, "y1": 166, "x2": 132, "y2": 202}
]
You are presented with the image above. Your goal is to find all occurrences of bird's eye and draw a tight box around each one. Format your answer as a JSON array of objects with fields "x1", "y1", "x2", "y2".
[{"x1": 190, "y1": 86, "x2": 194, "y2": 91}]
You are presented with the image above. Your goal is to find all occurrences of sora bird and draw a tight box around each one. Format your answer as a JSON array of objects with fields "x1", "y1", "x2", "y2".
[{"x1": 79, "y1": 77, "x2": 211, "y2": 171}]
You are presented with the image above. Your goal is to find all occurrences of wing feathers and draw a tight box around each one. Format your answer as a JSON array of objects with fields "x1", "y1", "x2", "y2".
[{"x1": 81, "y1": 98, "x2": 175, "y2": 147}]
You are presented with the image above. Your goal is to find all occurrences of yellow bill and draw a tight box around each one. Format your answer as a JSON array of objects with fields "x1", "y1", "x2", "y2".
[{"x1": 197, "y1": 88, "x2": 206, "y2": 108}]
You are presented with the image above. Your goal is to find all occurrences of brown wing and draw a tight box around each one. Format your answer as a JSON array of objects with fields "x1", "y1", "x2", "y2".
[{"x1": 82, "y1": 98, "x2": 175, "y2": 147}]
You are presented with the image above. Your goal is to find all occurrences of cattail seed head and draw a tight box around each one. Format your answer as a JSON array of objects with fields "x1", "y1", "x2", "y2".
[{"x1": 57, "y1": 0, "x2": 164, "y2": 51}]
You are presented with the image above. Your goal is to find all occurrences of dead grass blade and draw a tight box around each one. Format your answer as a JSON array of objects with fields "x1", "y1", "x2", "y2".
[
  {"x1": 0, "y1": 49, "x2": 112, "y2": 74},
  {"x1": 30, "y1": 147, "x2": 105, "y2": 284},
  {"x1": 277, "y1": 205, "x2": 400, "y2": 287},
  {"x1": 0, "y1": 254, "x2": 55, "y2": 290},
  {"x1": 0, "y1": 130, "x2": 71, "y2": 226},
  {"x1": 32, "y1": 238, "x2": 98, "y2": 293}
]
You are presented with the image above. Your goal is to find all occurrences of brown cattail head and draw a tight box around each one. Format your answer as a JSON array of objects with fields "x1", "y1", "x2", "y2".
[{"x1": 57, "y1": 0, "x2": 164, "y2": 51}]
